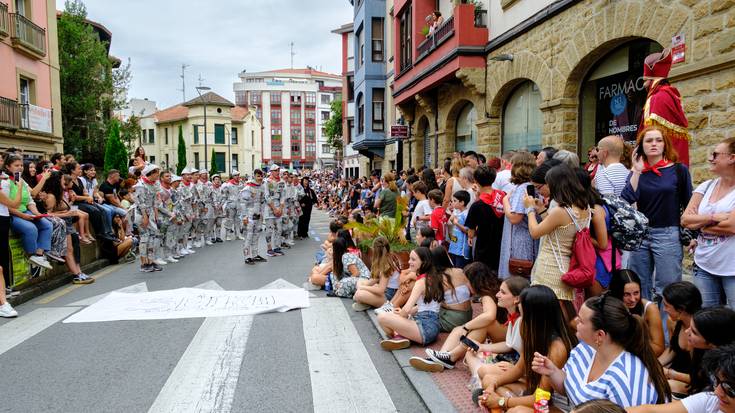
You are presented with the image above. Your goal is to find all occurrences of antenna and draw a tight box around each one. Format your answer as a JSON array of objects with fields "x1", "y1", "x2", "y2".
[
  {"x1": 197, "y1": 74, "x2": 205, "y2": 87},
  {"x1": 290, "y1": 42, "x2": 296, "y2": 69},
  {"x1": 179, "y1": 63, "x2": 190, "y2": 102}
]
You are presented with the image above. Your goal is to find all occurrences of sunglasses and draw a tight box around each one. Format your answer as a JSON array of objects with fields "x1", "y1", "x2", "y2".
[{"x1": 711, "y1": 374, "x2": 735, "y2": 398}]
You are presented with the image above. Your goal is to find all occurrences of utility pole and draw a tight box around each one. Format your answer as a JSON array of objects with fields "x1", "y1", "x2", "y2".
[
  {"x1": 197, "y1": 74, "x2": 205, "y2": 88},
  {"x1": 290, "y1": 42, "x2": 295, "y2": 69},
  {"x1": 179, "y1": 64, "x2": 190, "y2": 102}
]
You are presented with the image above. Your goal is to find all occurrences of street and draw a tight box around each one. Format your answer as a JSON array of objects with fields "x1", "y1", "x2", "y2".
[{"x1": 0, "y1": 211, "x2": 428, "y2": 413}]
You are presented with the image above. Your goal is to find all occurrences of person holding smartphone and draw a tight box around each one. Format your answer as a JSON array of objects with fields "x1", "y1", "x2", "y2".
[
  {"x1": 4, "y1": 154, "x2": 54, "y2": 271},
  {"x1": 0, "y1": 154, "x2": 25, "y2": 317}
]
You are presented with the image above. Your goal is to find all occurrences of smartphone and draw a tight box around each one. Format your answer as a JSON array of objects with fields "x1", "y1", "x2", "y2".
[
  {"x1": 460, "y1": 335, "x2": 479, "y2": 352},
  {"x1": 526, "y1": 185, "x2": 536, "y2": 198},
  {"x1": 14, "y1": 172, "x2": 21, "y2": 181}
]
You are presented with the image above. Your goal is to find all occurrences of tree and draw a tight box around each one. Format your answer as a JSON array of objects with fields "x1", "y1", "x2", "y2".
[
  {"x1": 323, "y1": 99, "x2": 343, "y2": 153},
  {"x1": 176, "y1": 125, "x2": 186, "y2": 174},
  {"x1": 209, "y1": 148, "x2": 218, "y2": 176},
  {"x1": 103, "y1": 119, "x2": 128, "y2": 176},
  {"x1": 119, "y1": 114, "x2": 141, "y2": 154}
]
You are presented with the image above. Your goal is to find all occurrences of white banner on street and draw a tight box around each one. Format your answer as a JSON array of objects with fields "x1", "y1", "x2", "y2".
[{"x1": 63, "y1": 287, "x2": 310, "y2": 323}]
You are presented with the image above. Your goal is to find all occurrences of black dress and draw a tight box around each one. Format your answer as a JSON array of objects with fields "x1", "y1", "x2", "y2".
[{"x1": 297, "y1": 186, "x2": 318, "y2": 238}]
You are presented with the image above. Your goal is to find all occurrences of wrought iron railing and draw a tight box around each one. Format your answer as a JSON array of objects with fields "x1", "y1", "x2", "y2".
[
  {"x1": 10, "y1": 13, "x2": 46, "y2": 56},
  {"x1": 0, "y1": 3, "x2": 9, "y2": 37},
  {"x1": 416, "y1": 15, "x2": 455, "y2": 61},
  {"x1": 0, "y1": 97, "x2": 20, "y2": 129}
]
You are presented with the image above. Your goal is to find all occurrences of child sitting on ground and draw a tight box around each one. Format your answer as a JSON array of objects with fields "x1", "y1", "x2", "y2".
[{"x1": 353, "y1": 236, "x2": 401, "y2": 311}]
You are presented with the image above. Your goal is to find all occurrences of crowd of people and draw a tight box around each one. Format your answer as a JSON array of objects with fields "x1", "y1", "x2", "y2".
[
  {"x1": 0, "y1": 146, "x2": 320, "y2": 317},
  {"x1": 303, "y1": 127, "x2": 735, "y2": 412}
]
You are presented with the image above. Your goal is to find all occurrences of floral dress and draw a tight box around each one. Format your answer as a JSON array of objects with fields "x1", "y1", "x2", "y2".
[{"x1": 330, "y1": 252, "x2": 371, "y2": 298}]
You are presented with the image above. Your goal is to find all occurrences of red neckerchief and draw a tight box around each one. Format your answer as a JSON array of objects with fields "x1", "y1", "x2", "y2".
[
  {"x1": 183, "y1": 181, "x2": 192, "y2": 187},
  {"x1": 52, "y1": 165, "x2": 61, "y2": 171},
  {"x1": 347, "y1": 247, "x2": 360, "y2": 255},
  {"x1": 246, "y1": 182, "x2": 260, "y2": 187},
  {"x1": 228, "y1": 179, "x2": 238, "y2": 185},
  {"x1": 642, "y1": 159, "x2": 671, "y2": 176},
  {"x1": 141, "y1": 176, "x2": 155, "y2": 185},
  {"x1": 161, "y1": 182, "x2": 171, "y2": 190},
  {"x1": 504, "y1": 311, "x2": 520, "y2": 327},
  {"x1": 479, "y1": 189, "x2": 505, "y2": 218},
  {"x1": 417, "y1": 273, "x2": 426, "y2": 280}
]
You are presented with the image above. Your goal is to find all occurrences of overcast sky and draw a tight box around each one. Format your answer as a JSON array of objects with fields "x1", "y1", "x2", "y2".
[{"x1": 56, "y1": 0, "x2": 353, "y2": 109}]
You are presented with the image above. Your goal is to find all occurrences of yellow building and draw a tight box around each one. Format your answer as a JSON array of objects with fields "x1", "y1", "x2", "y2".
[{"x1": 140, "y1": 92, "x2": 263, "y2": 176}]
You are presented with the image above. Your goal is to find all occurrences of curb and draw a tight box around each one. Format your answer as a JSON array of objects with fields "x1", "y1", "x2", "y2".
[
  {"x1": 366, "y1": 309, "x2": 457, "y2": 413},
  {"x1": 8, "y1": 258, "x2": 111, "y2": 306}
]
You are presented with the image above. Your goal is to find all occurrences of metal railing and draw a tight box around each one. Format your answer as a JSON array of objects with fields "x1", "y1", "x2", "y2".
[
  {"x1": 0, "y1": 3, "x2": 9, "y2": 37},
  {"x1": 416, "y1": 15, "x2": 455, "y2": 61},
  {"x1": 10, "y1": 13, "x2": 46, "y2": 56},
  {"x1": 0, "y1": 97, "x2": 20, "y2": 129}
]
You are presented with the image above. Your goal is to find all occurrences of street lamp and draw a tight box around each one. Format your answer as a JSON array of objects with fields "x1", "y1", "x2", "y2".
[{"x1": 195, "y1": 86, "x2": 211, "y2": 169}]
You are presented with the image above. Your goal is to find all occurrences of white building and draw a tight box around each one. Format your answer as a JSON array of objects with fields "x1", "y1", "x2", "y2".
[
  {"x1": 233, "y1": 68, "x2": 342, "y2": 170},
  {"x1": 117, "y1": 97, "x2": 158, "y2": 121}
]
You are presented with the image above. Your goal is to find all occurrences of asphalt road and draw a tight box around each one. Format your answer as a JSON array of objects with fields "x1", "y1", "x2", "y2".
[{"x1": 0, "y1": 211, "x2": 429, "y2": 413}]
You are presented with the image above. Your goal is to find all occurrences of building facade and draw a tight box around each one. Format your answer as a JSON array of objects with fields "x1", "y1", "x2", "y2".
[
  {"x1": 0, "y1": 0, "x2": 62, "y2": 157},
  {"x1": 139, "y1": 92, "x2": 263, "y2": 176},
  {"x1": 232, "y1": 68, "x2": 342, "y2": 170},
  {"x1": 391, "y1": 0, "x2": 734, "y2": 183}
]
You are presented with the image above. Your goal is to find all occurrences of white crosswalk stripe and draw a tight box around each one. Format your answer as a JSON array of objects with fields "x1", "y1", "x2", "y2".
[
  {"x1": 0, "y1": 307, "x2": 80, "y2": 357},
  {"x1": 69, "y1": 282, "x2": 149, "y2": 306}
]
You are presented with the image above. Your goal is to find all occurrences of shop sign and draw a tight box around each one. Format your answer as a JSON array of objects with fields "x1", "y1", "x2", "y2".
[
  {"x1": 390, "y1": 125, "x2": 408, "y2": 139},
  {"x1": 594, "y1": 72, "x2": 647, "y2": 142},
  {"x1": 672, "y1": 34, "x2": 685, "y2": 64}
]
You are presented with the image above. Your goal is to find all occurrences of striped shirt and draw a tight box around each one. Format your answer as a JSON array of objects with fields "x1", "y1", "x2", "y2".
[
  {"x1": 563, "y1": 342, "x2": 659, "y2": 407},
  {"x1": 594, "y1": 163, "x2": 630, "y2": 196}
]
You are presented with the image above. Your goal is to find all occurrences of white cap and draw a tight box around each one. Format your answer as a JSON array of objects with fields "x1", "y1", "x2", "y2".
[
  {"x1": 181, "y1": 166, "x2": 193, "y2": 174},
  {"x1": 142, "y1": 164, "x2": 160, "y2": 176},
  {"x1": 200, "y1": 169, "x2": 209, "y2": 175},
  {"x1": 231, "y1": 170, "x2": 240, "y2": 176},
  {"x1": 269, "y1": 164, "x2": 280, "y2": 172},
  {"x1": 171, "y1": 175, "x2": 182, "y2": 183}
]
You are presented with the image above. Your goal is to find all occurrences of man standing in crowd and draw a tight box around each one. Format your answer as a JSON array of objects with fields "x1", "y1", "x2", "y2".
[
  {"x1": 240, "y1": 169, "x2": 268, "y2": 265},
  {"x1": 594, "y1": 135, "x2": 629, "y2": 196},
  {"x1": 180, "y1": 167, "x2": 197, "y2": 253},
  {"x1": 465, "y1": 165, "x2": 505, "y2": 271},
  {"x1": 222, "y1": 171, "x2": 244, "y2": 240},
  {"x1": 492, "y1": 151, "x2": 516, "y2": 194},
  {"x1": 463, "y1": 151, "x2": 479, "y2": 170},
  {"x1": 264, "y1": 165, "x2": 286, "y2": 257},
  {"x1": 298, "y1": 176, "x2": 317, "y2": 239}
]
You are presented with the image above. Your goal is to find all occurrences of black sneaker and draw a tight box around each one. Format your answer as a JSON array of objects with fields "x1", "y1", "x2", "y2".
[
  {"x1": 409, "y1": 356, "x2": 445, "y2": 372},
  {"x1": 215, "y1": 238, "x2": 224, "y2": 243},
  {"x1": 426, "y1": 349, "x2": 455, "y2": 369},
  {"x1": 254, "y1": 255, "x2": 267, "y2": 262},
  {"x1": 245, "y1": 258, "x2": 255, "y2": 265},
  {"x1": 140, "y1": 264, "x2": 154, "y2": 273},
  {"x1": 151, "y1": 264, "x2": 164, "y2": 272}
]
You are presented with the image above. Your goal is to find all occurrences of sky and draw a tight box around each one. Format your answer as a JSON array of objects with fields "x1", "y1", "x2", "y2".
[{"x1": 56, "y1": 0, "x2": 353, "y2": 109}]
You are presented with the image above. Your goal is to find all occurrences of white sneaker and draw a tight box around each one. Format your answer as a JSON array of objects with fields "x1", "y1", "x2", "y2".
[
  {"x1": 373, "y1": 302, "x2": 394, "y2": 315},
  {"x1": 29, "y1": 255, "x2": 52, "y2": 270},
  {"x1": 185, "y1": 248, "x2": 195, "y2": 254},
  {"x1": 205, "y1": 239, "x2": 214, "y2": 246},
  {"x1": 153, "y1": 258, "x2": 168, "y2": 266},
  {"x1": 352, "y1": 302, "x2": 372, "y2": 312},
  {"x1": 166, "y1": 256, "x2": 179, "y2": 263},
  {"x1": 0, "y1": 302, "x2": 18, "y2": 318},
  {"x1": 237, "y1": 234, "x2": 245, "y2": 240},
  {"x1": 193, "y1": 240, "x2": 202, "y2": 248}
]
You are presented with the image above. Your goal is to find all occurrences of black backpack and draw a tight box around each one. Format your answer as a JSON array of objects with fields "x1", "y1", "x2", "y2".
[{"x1": 602, "y1": 194, "x2": 650, "y2": 251}]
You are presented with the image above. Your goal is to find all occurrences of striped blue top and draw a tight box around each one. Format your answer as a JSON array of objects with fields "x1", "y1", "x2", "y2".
[{"x1": 563, "y1": 342, "x2": 659, "y2": 407}]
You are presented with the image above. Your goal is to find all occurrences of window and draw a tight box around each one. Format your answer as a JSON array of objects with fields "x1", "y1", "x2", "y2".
[
  {"x1": 251, "y1": 154, "x2": 255, "y2": 170},
  {"x1": 165, "y1": 128, "x2": 169, "y2": 145},
  {"x1": 250, "y1": 91, "x2": 261, "y2": 105},
  {"x1": 357, "y1": 27, "x2": 365, "y2": 67},
  {"x1": 270, "y1": 92, "x2": 281, "y2": 105},
  {"x1": 291, "y1": 127, "x2": 301, "y2": 139},
  {"x1": 165, "y1": 154, "x2": 169, "y2": 168},
  {"x1": 372, "y1": 88, "x2": 384, "y2": 131},
  {"x1": 372, "y1": 18, "x2": 384, "y2": 62},
  {"x1": 290, "y1": 93, "x2": 302, "y2": 105},
  {"x1": 149, "y1": 155, "x2": 156, "y2": 164},
  {"x1": 357, "y1": 94, "x2": 364, "y2": 134},
  {"x1": 321, "y1": 111, "x2": 330, "y2": 121},
  {"x1": 19, "y1": 77, "x2": 31, "y2": 128},
  {"x1": 193, "y1": 125, "x2": 199, "y2": 144},
  {"x1": 255, "y1": 108, "x2": 262, "y2": 120},
  {"x1": 291, "y1": 143, "x2": 301, "y2": 153},
  {"x1": 305, "y1": 127, "x2": 316, "y2": 140},
  {"x1": 214, "y1": 152, "x2": 226, "y2": 172},
  {"x1": 214, "y1": 124, "x2": 225, "y2": 144},
  {"x1": 347, "y1": 118, "x2": 354, "y2": 143},
  {"x1": 231, "y1": 127, "x2": 238, "y2": 144},
  {"x1": 455, "y1": 103, "x2": 477, "y2": 152},
  {"x1": 305, "y1": 93, "x2": 316, "y2": 106},
  {"x1": 235, "y1": 90, "x2": 247, "y2": 106},
  {"x1": 251, "y1": 130, "x2": 255, "y2": 146},
  {"x1": 347, "y1": 75, "x2": 354, "y2": 101},
  {"x1": 232, "y1": 153, "x2": 239, "y2": 171},
  {"x1": 399, "y1": 6, "x2": 412, "y2": 72},
  {"x1": 271, "y1": 128, "x2": 281, "y2": 137},
  {"x1": 502, "y1": 81, "x2": 542, "y2": 152},
  {"x1": 305, "y1": 110, "x2": 316, "y2": 124},
  {"x1": 148, "y1": 129, "x2": 155, "y2": 144},
  {"x1": 194, "y1": 152, "x2": 200, "y2": 169},
  {"x1": 320, "y1": 94, "x2": 331, "y2": 104},
  {"x1": 271, "y1": 109, "x2": 282, "y2": 124},
  {"x1": 290, "y1": 109, "x2": 301, "y2": 124},
  {"x1": 15, "y1": 0, "x2": 26, "y2": 16},
  {"x1": 322, "y1": 144, "x2": 332, "y2": 154}
]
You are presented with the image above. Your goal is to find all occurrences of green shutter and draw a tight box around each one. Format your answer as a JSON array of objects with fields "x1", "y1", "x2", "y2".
[
  {"x1": 215, "y1": 152, "x2": 226, "y2": 172},
  {"x1": 214, "y1": 124, "x2": 225, "y2": 144},
  {"x1": 194, "y1": 125, "x2": 199, "y2": 144}
]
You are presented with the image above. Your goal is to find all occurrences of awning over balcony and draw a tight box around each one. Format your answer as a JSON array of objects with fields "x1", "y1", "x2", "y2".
[{"x1": 351, "y1": 139, "x2": 385, "y2": 159}]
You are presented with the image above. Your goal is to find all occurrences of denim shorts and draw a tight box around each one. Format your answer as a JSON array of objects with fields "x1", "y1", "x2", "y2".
[
  {"x1": 414, "y1": 311, "x2": 441, "y2": 345},
  {"x1": 384, "y1": 287, "x2": 397, "y2": 301}
]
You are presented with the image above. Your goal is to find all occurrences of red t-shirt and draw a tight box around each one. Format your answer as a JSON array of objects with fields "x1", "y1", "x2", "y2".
[{"x1": 430, "y1": 207, "x2": 447, "y2": 241}]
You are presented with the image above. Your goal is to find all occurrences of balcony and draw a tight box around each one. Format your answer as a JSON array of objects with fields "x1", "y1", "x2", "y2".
[
  {"x1": 10, "y1": 13, "x2": 46, "y2": 58},
  {"x1": 393, "y1": 3, "x2": 488, "y2": 105},
  {"x1": 0, "y1": 98, "x2": 53, "y2": 134},
  {"x1": 0, "y1": 97, "x2": 20, "y2": 129},
  {"x1": 0, "y1": 3, "x2": 9, "y2": 37}
]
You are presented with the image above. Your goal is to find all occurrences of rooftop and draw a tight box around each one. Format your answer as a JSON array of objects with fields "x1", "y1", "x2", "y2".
[
  {"x1": 239, "y1": 67, "x2": 341, "y2": 79},
  {"x1": 182, "y1": 91, "x2": 235, "y2": 107}
]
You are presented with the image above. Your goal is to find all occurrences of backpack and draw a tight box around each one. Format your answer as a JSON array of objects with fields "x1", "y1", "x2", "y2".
[
  {"x1": 601, "y1": 194, "x2": 649, "y2": 251},
  {"x1": 557, "y1": 208, "x2": 596, "y2": 289}
]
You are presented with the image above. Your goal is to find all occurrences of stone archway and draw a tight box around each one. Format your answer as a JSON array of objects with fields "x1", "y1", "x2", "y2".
[{"x1": 444, "y1": 99, "x2": 474, "y2": 155}]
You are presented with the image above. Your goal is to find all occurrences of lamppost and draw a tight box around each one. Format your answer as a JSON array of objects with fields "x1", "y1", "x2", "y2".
[{"x1": 195, "y1": 86, "x2": 211, "y2": 169}]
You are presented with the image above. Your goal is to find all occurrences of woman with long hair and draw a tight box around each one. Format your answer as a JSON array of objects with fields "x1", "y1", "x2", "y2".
[
  {"x1": 22, "y1": 160, "x2": 50, "y2": 197},
  {"x1": 608, "y1": 269, "x2": 665, "y2": 356},
  {"x1": 353, "y1": 236, "x2": 400, "y2": 310},
  {"x1": 442, "y1": 157, "x2": 467, "y2": 209},
  {"x1": 375, "y1": 172, "x2": 400, "y2": 218},
  {"x1": 532, "y1": 294, "x2": 671, "y2": 407},
  {"x1": 66, "y1": 161, "x2": 114, "y2": 242},
  {"x1": 378, "y1": 247, "x2": 444, "y2": 349},
  {"x1": 421, "y1": 168, "x2": 439, "y2": 193},
  {"x1": 0, "y1": 154, "x2": 24, "y2": 317},
  {"x1": 128, "y1": 146, "x2": 148, "y2": 177},
  {"x1": 329, "y1": 235, "x2": 370, "y2": 299},
  {"x1": 430, "y1": 247, "x2": 473, "y2": 332},
  {"x1": 574, "y1": 167, "x2": 611, "y2": 297},
  {"x1": 479, "y1": 285, "x2": 577, "y2": 411},
  {"x1": 622, "y1": 125, "x2": 692, "y2": 301}
]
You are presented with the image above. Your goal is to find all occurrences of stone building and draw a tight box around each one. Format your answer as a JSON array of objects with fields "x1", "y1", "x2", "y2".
[{"x1": 392, "y1": 0, "x2": 733, "y2": 182}]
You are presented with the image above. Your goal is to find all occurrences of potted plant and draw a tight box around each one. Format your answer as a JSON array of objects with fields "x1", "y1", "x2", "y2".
[
  {"x1": 346, "y1": 195, "x2": 415, "y2": 269},
  {"x1": 420, "y1": 25, "x2": 430, "y2": 37}
]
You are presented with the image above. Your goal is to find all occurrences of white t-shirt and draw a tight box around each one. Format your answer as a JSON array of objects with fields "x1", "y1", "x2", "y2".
[
  {"x1": 505, "y1": 316, "x2": 522, "y2": 354},
  {"x1": 694, "y1": 178, "x2": 735, "y2": 276},
  {"x1": 492, "y1": 169, "x2": 515, "y2": 194},
  {"x1": 681, "y1": 392, "x2": 722, "y2": 413},
  {"x1": 0, "y1": 179, "x2": 9, "y2": 216},
  {"x1": 412, "y1": 199, "x2": 433, "y2": 229},
  {"x1": 594, "y1": 163, "x2": 630, "y2": 196}
]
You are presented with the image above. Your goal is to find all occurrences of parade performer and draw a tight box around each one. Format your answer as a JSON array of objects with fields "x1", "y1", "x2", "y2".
[
  {"x1": 156, "y1": 171, "x2": 179, "y2": 263},
  {"x1": 134, "y1": 164, "x2": 163, "y2": 272},
  {"x1": 209, "y1": 174, "x2": 225, "y2": 243},
  {"x1": 239, "y1": 169, "x2": 269, "y2": 265},
  {"x1": 179, "y1": 167, "x2": 197, "y2": 254},
  {"x1": 641, "y1": 48, "x2": 690, "y2": 165},
  {"x1": 222, "y1": 170, "x2": 244, "y2": 240},
  {"x1": 264, "y1": 165, "x2": 286, "y2": 257},
  {"x1": 168, "y1": 175, "x2": 186, "y2": 259}
]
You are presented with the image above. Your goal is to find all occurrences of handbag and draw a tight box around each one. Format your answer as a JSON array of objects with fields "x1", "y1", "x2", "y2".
[
  {"x1": 508, "y1": 206, "x2": 534, "y2": 277},
  {"x1": 675, "y1": 163, "x2": 698, "y2": 246},
  {"x1": 551, "y1": 207, "x2": 596, "y2": 289}
]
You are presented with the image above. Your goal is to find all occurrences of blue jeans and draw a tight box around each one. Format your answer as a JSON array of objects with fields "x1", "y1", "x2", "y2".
[
  {"x1": 693, "y1": 263, "x2": 735, "y2": 310},
  {"x1": 10, "y1": 216, "x2": 53, "y2": 254},
  {"x1": 629, "y1": 226, "x2": 682, "y2": 302}
]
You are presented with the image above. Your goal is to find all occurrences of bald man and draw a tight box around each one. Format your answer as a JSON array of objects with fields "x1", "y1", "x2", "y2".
[{"x1": 593, "y1": 135, "x2": 629, "y2": 196}]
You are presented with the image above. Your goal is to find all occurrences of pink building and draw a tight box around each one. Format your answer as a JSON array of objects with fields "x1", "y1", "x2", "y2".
[{"x1": 0, "y1": 0, "x2": 62, "y2": 158}]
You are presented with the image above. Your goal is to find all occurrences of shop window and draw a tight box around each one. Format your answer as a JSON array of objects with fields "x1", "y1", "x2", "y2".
[
  {"x1": 502, "y1": 81, "x2": 542, "y2": 153},
  {"x1": 579, "y1": 39, "x2": 662, "y2": 159},
  {"x1": 455, "y1": 103, "x2": 477, "y2": 153}
]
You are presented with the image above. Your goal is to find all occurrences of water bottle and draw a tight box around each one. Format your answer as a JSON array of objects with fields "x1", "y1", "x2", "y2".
[{"x1": 324, "y1": 273, "x2": 332, "y2": 292}]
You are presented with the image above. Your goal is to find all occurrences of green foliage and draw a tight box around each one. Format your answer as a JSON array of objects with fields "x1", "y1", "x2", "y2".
[
  {"x1": 176, "y1": 125, "x2": 186, "y2": 174},
  {"x1": 323, "y1": 99, "x2": 343, "y2": 153},
  {"x1": 119, "y1": 114, "x2": 141, "y2": 154},
  {"x1": 209, "y1": 148, "x2": 218, "y2": 176},
  {"x1": 345, "y1": 195, "x2": 410, "y2": 247},
  {"x1": 103, "y1": 119, "x2": 128, "y2": 177}
]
